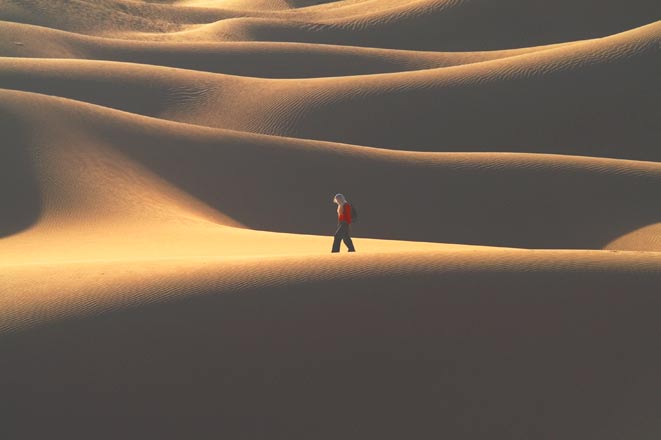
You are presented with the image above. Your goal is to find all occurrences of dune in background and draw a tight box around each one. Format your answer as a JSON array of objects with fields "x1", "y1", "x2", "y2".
[{"x1": 1, "y1": 1, "x2": 660, "y2": 438}]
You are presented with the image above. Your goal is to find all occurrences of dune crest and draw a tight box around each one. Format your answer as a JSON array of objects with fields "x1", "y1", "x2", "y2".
[
  {"x1": 1, "y1": 22, "x2": 658, "y2": 158},
  {"x1": 1, "y1": 1, "x2": 659, "y2": 439}
]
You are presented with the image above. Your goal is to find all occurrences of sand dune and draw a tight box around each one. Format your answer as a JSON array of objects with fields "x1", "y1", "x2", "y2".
[
  {"x1": 0, "y1": 21, "x2": 578, "y2": 77},
  {"x1": 3, "y1": 251, "x2": 661, "y2": 438},
  {"x1": 7, "y1": 0, "x2": 655, "y2": 50},
  {"x1": 1, "y1": 0, "x2": 660, "y2": 438},
  {"x1": 116, "y1": 0, "x2": 659, "y2": 51},
  {"x1": 2, "y1": 89, "x2": 660, "y2": 250},
  {"x1": 1, "y1": 22, "x2": 658, "y2": 158},
  {"x1": 0, "y1": 0, "x2": 244, "y2": 34}
]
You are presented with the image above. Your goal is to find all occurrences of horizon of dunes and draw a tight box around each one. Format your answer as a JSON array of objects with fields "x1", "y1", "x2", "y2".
[{"x1": 1, "y1": 1, "x2": 660, "y2": 439}]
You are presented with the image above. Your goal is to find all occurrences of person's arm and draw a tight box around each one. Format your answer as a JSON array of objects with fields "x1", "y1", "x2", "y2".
[{"x1": 345, "y1": 204, "x2": 352, "y2": 224}]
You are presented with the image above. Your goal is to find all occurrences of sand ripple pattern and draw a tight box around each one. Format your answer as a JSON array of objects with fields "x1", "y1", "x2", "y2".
[{"x1": 1, "y1": 2, "x2": 660, "y2": 438}]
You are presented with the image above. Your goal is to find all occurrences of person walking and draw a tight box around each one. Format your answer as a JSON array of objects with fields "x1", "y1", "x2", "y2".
[{"x1": 332, "y1": 193, "x2": 356, "y2": 253}]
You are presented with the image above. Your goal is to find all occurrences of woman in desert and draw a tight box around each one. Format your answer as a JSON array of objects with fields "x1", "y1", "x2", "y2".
[{"x1": 332, "y1": 193, "x2": 356, "y2": 253}]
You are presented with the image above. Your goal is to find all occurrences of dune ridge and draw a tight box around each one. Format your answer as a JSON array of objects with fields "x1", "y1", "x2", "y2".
[
  {"x1": 1, "y1": 22, "x2": 658, "y2": 158},
  {"x1": 2, "y1": 88, "x2": 660, "y2": 251},
  {"x1": 1, "y1": 1, "x2": 660, "y2": 438},
  {"x1": 0, "y1": 21, "x2": 580, "y2": 77}
]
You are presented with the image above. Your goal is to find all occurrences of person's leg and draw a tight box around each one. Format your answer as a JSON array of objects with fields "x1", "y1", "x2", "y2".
[
  {"x1": 331, "y1": 224, "x2": 343, "y2": 253},
  {"x1": 343, "y1": 225, "x2": 356, "y2": 252}
]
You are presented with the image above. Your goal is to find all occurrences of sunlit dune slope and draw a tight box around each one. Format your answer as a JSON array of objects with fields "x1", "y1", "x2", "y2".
[
  {"x1": 4, "y1": 0, "x2": 656, "y2": 50},
  {"x1": 606, "y1": 222, "x2": 661, "y2": 251},
  {"x1": 3, "y1": 89, "x2": 660, "y2": 251},
  {"x1": 0, "y1": 0, "x2": 244, "y2": 34},
  {"x1": 179, "y1": 0, "x2": 658, "y2": 50},
  {"x1": 0, "y1": 21, "x2": 578, "y2": 78},
  {"x1": 1, "y1": 1, "x2": 660, "y2": 438},
  {"x1": 2, "y1": 250, "x2": 661, "y2": 439},
  {"x1": 1, "y1": 22, "x2": 657, "y2": 158}
]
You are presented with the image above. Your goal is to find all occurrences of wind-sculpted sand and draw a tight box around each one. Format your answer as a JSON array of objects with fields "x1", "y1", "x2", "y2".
[{"x1": 1, "y1": 1, "x2": 659, "y2": 438}]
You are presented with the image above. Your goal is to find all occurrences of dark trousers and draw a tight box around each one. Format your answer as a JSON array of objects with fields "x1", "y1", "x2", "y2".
[{"x1": 332, "y1": 222, "x2": 356, "y2": 253}]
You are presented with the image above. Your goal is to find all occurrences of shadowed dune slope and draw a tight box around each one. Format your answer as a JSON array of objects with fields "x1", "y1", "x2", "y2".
[
  {"x1": 0, "y1": 21, "x2": 577, "y2": 77},
  {"x1": 2, "y1": 89, "x2": 660, "y2": 250},
  {"x1": 2, "y1": 251, "x2": 661, "y2": 439},
  {"x1": 1, "y1": 1, "x2": 661, "y2": 439},
  {"x1": 0, "y1": 22, "x2": 658, "y2": 159},
  {"x1": 127, "y1": 0, "x2": 660, "y2": 51},
  {"x1": 3, "y1": 0, "x2": 657, "y2": 50},
  {"x1": 0, "y1": 107, "x2": 40, "y2": 237}
]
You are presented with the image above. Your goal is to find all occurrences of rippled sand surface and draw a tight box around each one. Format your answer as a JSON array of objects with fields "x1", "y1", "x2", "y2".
[{"x1": 1, "y1": 1, "x2": 660, "y2": 438}]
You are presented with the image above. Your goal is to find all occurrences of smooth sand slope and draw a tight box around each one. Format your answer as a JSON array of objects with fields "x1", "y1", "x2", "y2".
[
  {"x1": 2, "y1": 90, "x2": 660, "y2": 250},
  {"x1": 0, "y1": 21, "x2": 579, "y2": 77},
  {"x1": 3, "y1": 0, "x2": 657, "y2": 49},
  {"x1": 3, "y1": 251, "x2": 661, "y2": 439},
  {"x1": 168, "y1": 0, "x2": 659, "y2": 50},
  {"x1": 1, "y1": 22, "x2": 658, "y2": 158},
  {"x1": 1, "y1": 1, "x2": 660, "y2": 439}
]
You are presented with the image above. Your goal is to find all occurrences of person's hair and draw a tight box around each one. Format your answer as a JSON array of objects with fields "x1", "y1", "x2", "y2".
[
  {"x1": 334, "y1": 193, "x2": 347, "y2": 215},
  {"x1": 334, "y1": 193, "x2": 347, "y2": 205}
]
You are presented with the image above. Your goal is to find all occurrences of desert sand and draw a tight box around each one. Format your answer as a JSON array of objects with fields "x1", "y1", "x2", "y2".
[{"x1": 1, "y1": 1, "x2": 660, "y2": 438}]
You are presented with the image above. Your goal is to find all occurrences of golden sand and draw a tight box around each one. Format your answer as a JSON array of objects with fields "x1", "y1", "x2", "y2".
[{"x1": 1, "y1": 1, "x2": 659, "y2": 438}]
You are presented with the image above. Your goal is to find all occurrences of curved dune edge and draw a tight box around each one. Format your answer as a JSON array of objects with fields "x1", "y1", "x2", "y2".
[
  {"x1": 1, "y1": 1, "x2": 660, "y2": 438},
  {"x1": 3, "y1": 0, "x2": 655, "y2": 51},
  {"x1": 3, "y1": 249, "x2": 660, "y2": 438},
  {"x1": 605, "y1": 223, "x2": 661, "y2": 251},
  {"x1": 116, "y1": 6, "x2": 658, "y2": 53},
  {"x1": 2, "y1": 249, "x2": 660, "y2": 334},
  {"x1": 0, "y1": 21, "x2": 579, "y2": 78},
  {"x1": 2, "y1": 88, "x2": 660, "y2": 251},
  {"x1": 1, "y1": 22, "x2": 658, "y2": 159}
]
